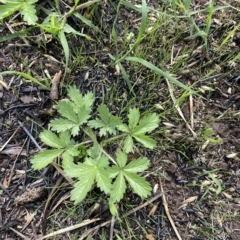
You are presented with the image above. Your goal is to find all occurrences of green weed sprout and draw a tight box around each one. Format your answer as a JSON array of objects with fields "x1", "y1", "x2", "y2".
[{"x1": 31, "y1": 86, "x2": 160, "y2": 215}]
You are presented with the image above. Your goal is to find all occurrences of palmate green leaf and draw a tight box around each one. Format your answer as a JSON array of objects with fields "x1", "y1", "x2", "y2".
[
  {"x1": 123, "y1": 157, "x2": 150, "y2": 173},
  {"x1": 87, "y1": 142, "x2": 101, "y2": 159},
  {"x1": 123, "y1": 135, "x2": 134, "y2": 153},
  {"x1": 116, "y1": 151, "x2": 127, "y2": 168},
  {"x1": 106, "y1": 166, "x2": 120, "y2": 179},
  {"x1": 68, "y1": 86, "x2": 94, "y2": 108},
  {"x1": 0, "y1": 3, "x2": 22, "y2": 20},
  {"x1": 96, "y1": 156, "x2": 109, "y2": 168},
  {"x1": 67, "y1": 145, "x2": 80, "y2": 157},
  {"x1": 133, "y1": 134, "x2": 156, "y2": 149},
  {"x1": 31, "y1": 149, "x2": 64, "y2": 170},
  {"x1": 88, "y1": 104, "x2": 122, "y2": 136},
  {"x1": 110, "y1": 172, "x2": 126, "y2": 202},
  {"x1": 108, "y1": 201, "x2": 118, "y2": 216},
  {"x1": 59, "y1": 131, "x2": 74, "y2": 146},
  {"x1": 62, "y1": 150, "x2": 75, "y2": 169},
  {"x1": 96, "y1": 168, "x2": 112, "y2": 194},
  {"x1": 64, "y1": 162, "x2": 84, "y2": 178},
  {"x1": 123, "y1": 171, "x2": 151, "y2": 198},
  {"x1": 128, "y1": 108, "x2": 140, "y2": 131},
  {"x1": 39, "y1": 130, "x2": 65, "y2": 149},
  {"x1": 98, "y1": 104, "x2": 111, "y2": 123},
  {"x1": 70, "y1": 177, "x2": 95, "y2": 204},
  {"x1": 133, "y1": 113, "x2": 160, "y2": 134},
  {"x1": 21, "y1": 0, "x2": 38, "y2": 25},
  {"x1": 56, "y1": 100, "x2": 78, "y2": 123},
  {"x1": 49, "y1": 118, "x2": 78, "y2": 134},
  {"x1": 117, "y1": 123, "x2": 130, "y2": 133},
  {"x1": 77, "y1": 106, "x2": 91, "y2": 125},
  {"x1": 0, "y1": 0, "x2": 38, "y2": 25}
]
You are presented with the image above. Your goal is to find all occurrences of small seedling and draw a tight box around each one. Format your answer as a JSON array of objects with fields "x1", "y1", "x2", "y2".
[{"x1": 31, "y1": 86, "x2": 160, "y2": 215}]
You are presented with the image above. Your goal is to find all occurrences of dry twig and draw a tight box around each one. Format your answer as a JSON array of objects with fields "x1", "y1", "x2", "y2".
[{"x1": 159, "y1": 177, "x2": 182, "y2": 240}]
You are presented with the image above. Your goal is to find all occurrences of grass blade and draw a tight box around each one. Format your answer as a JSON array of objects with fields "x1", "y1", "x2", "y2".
[
  {"x1": 0, "y1": 71, "x2": 50, "y2": 89},
  {"x1": 136, "y1": 0, "x2": 148, "y2": 42},
  {"x1": 125, "y1": 56, "x2": 197, "y2": 94},
  {"x1": 58, "y1": 30, "x2": 69, "y2": 71}
]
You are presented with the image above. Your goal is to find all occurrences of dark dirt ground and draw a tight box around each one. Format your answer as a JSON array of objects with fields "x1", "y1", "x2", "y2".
[{"x1": 1, "y1": 0, "x2": 240, "y2": 239}]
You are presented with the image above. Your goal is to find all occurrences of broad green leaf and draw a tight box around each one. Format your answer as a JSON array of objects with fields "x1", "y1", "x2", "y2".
[
  {"x1": 133, "y1": 134, "x2": 156, "y2": 149},
  {"x1": 0, "y1": 0, "x2": 38, "y2": 25},
  {"x1": 22, "y1": 1, "x2": 38, "y2": 25},
  {"x1": 109, "y1": 201, "x2": 118, "y2": 216},
  {"x1": 98, "y1": 104, "x2": 111, "y2": 124},
  {"x1": 133, "y1": 113, "x2": 160, "y2": 134},
  {"x1": 116, "y1": 151, "x2": 127, "y2": 168},
  {"x1": 128, "y1": 108, "x2": 140, "y2": 130},
  {"x1": 62, "y1": 150, "x2": 75, "y2": 169},
  {"x1": 77, "y1": 106, "x2": 91, "y2": 124},
  {"x1": 67, "y1": 86, "x2": 83, "y2": 106},
  {"x1": 106, "y1": 166, "x2": 121, "y2": 179},
  {"x1": 123, "y1": 171, "x2": 151, "y2": 198},
  {"x1": 84, "y1": 127, "x2": 97, "y2": 141},
  {"x1": 96, "y1": 156, "x2": 109, "y2": 168},
  {"x1": 39, "y1": 130, "x2": 65, "y2": 149},
  {"x1": 87, "y1": 142, "x2": 101, "y2": 159},
  {"x1": 88, "y1": 119, "x2": 105, "y2": 129},
  {"x1": 31, "y1": 149, "x2": 64, "y2": 170},
  {"x1": 66, "y1": 145, "x2": 80, "y2": 157},
  {"x1": 56, "y1": 100, "x2": 78, "y2": 123},
  {"x1": 59, "y1": 131, "x2": 74, "y2": 146},
  {"x1": 110, "y1": 172, "x2": 126, "y2": 202},
  {"x1": 71, "y1": 125, "x2": 80, "y2": 136},
  {"x1": 88, "y1": 119, "x2": 108, "y2": 136},
  {"x1": 65, "y1": 160, "x2": 97, "y2": 180},
  {"x1": 68, "y1": 86, "x2": 94, "y2": 108},
  {"x1": 96, "y1": 168, "x2": 112, "y2": 194},
  {"x1": 49, "y1": 118, "x2": 77, "y2": 133},
  {"x1": 117, "y1": 124, "x2": 130, "y2": 133},
  {"x1": 88, "y1": 105, "x2": 122, "y2": 136},
  {"x1": 123, "y1": 135, "x2": 134, "y2": 153},
  {"x1": 70, "y1": 177, "x2": 95, "y2": 204},
  {"x1": 0, "y1": 4, "x2": 22, "y2": 20},
  {"x1": 64, "y1": 163, "x2": 85, "y2": 178},
  {"x1": 80, "y1": 91, "x2": 95, "y2": 107},
  {"x1": 123, "y1": 157, "x2": 150, "y2": 173}
]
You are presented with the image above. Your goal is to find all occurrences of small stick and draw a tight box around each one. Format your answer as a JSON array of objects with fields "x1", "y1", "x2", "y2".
[
  {"x1": 159, "y1": 177, "x2": 182, "y2": 240},
  {"x1": 165, "y1": 78, "x2": 196, "y2": 137},
  {"x1": 109, "y1": 216, "x2": 115, "y2": 240},
  {"x1": 0, "y1": 126, "x2": 20, "y2": 152},
  {"x1": 18, "y1": 121, "x2": 42, "y2": 150},
  {"x1": 9, "y1": 227, "x2": 30, "y2": 240},
  {"x1": 189, "y1": 85, "x2": 194, "y2": 129},
  {"x1": 42, "y1": 176, "x2": 63, "y2": 235},
  {"x1": 38, "y1": 218, "x2": 101, "y2": 240}
]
